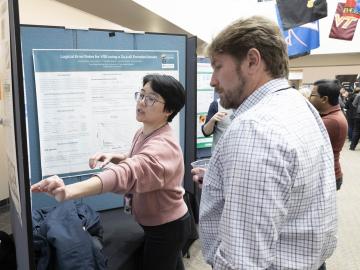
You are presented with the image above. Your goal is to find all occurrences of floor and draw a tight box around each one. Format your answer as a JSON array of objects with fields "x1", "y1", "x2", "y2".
[{"x1": 1, "y1": 141, "x2": 359, "y2": 269}]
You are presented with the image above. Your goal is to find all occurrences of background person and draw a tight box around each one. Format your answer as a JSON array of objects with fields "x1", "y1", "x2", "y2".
[
  {"x1": 31, "y1": 74, "x2": 191, "y2": 270},
  {"x1": 192, "y1": 16, "x2": 336, "y2": 270},
  {"x1": 309, "y1": 79, "x2": 348, "y2": 190},
  {"x1": 298, "y1": 85, "x2": 311, "y2": 99},
  {"x1": 346, "y1": 87, "x2": 360, "y2": 141},
  {"x1": 339, "y1": 87, "x2": 348, "y2": 113},
  {"x1": 201, "y1": 98, "x2": 233, "y2": 152},
  {"x1": 350, "y1": 89, "x2": 360, "y2": 150}
]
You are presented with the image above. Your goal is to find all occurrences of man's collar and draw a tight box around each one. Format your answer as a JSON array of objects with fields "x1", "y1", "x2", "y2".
[
  {"x1": 320, "y1": 104, "x2": 341, "y2": 116},
  {"x1": 232, "y1": 78, "x2": 290, "y2": 118}
]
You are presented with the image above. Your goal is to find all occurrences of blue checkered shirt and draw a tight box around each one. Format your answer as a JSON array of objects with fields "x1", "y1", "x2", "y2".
[{"x1": 199, "y1": 78, "x2": 337, "y2": 270}]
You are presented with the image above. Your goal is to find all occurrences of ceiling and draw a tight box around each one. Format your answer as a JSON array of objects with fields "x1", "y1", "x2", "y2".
[
  {"x1": 56, "y1": 0, "x2": 207, "y2": 52},
  {"x1": 55, "y1": 0, "x2": 360, "y2": 57}
]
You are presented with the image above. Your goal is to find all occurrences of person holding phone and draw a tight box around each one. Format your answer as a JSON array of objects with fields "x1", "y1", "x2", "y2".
[{"x1": 202, "y1": 98, "x2": 233, "y2": 153}]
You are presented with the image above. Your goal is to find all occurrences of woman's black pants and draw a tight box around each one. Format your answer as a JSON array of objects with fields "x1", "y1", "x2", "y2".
[{"x1": 140, "y1": 212, "x2": 191, "y2": 270}]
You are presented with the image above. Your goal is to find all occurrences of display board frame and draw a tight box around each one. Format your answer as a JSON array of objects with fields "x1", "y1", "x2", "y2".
[
  {"x1": 7, "y1": 0, "x2": 35, "y2": 268},
  {"x1": 20, "y1": 25, "x2": 189, "y2": 211}
]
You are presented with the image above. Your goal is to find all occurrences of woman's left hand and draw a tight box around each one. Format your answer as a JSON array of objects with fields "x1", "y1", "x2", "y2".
[{"x1": 31, "y1": 175, "x2": 68, "y2": 202}]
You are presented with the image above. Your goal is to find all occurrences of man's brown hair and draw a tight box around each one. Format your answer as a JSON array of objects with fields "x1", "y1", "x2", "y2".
[{"x1": 206, "y1": 16, "x2": 289, "y2": 79}]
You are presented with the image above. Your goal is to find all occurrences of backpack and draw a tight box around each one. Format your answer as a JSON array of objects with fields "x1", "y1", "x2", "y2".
[{"x1": 0, "y1": 230, "x2": 17, "y2": 269}]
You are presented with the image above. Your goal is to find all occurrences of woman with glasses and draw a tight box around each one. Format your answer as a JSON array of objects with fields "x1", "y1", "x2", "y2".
[{"x1": 31, "y1": 74, "x2": 190, "y2": 270}]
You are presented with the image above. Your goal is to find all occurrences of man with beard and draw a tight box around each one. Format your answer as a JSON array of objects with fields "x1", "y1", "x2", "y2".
[{"x1": 192, "y1": 16, "x2": 336, "y2": 270}]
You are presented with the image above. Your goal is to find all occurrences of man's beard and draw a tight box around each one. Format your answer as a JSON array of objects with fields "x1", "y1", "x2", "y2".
[{"x1": 218, "y1": 75, "x2": 246, "y2": 110}]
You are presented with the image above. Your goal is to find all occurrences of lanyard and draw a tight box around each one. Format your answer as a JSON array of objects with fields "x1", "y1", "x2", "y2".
[{"x1": 274, "y1": 86, "x2": 292, "y2": 93}]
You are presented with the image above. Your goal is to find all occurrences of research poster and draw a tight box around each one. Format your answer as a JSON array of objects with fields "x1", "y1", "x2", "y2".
[
  {"x1": 33, "y1": 49, "x2": 179, "y2": 177},
  {"x1": 196, "y1": 59, "x2": 214, "y2": 149}
]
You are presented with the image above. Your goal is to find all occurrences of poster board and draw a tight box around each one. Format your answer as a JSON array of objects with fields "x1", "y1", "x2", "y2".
[
  {"x1": 21, "y1": 25, "x2": 187, "y2": 211},
  {"x1": 196, "y1": 57, "x2": 214, "y2": 158},
  {"x1": 196, "y1": 57, "x2": 214, "y2": 149},
  {"x1": 33, "y1": 49, "x2": 180, "y2": 177}
]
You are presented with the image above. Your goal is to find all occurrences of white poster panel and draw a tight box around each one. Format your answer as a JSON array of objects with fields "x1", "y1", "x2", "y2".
[
  {"x1": 0, "y1": 0, "x2": 21, "y2": 224},
  {"x1": 33, "y1": 49, "x2": 179, "y2": 177},
  {"x1": 197, "y1": 59, "x2": 214, "y2": 149}
]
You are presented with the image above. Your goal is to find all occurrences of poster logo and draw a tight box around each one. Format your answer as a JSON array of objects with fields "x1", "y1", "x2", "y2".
[{"x1": 161, "y1": 54, "x2": 175, "y2": 69}]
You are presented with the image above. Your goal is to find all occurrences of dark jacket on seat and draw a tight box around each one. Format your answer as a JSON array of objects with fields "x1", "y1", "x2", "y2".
[{"x1": 32, "y1": 200, "x2": 107, "y2": 270}]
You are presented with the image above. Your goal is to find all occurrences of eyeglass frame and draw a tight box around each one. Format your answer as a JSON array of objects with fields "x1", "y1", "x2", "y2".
[
  {"x1": 309, "y1": 94, "x2": 320, "y2": 98},
  {"x1": 134, "y1": 91, "x2": 165, "y2": 107}
]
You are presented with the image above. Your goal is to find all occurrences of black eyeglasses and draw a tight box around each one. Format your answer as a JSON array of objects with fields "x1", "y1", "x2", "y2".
[{"x1": 134, "y1": 92, "x2": 165, "y2": 107}]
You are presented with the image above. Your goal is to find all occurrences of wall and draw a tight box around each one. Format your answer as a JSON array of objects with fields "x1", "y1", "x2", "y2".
[
  {"x1": 19, "y1": 0, "x2": 129, "y2": 30},
  {"x1": 290, "y1": 53, "x2": 360, "y2": 84},
  {"x1": 299, "y1": 65, "x2": 360, "y2": 85}
]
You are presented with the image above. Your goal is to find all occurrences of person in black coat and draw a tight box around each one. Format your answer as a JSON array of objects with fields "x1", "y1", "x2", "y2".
[
  {"x1": 350, "y1": 87, "x2": 360, "y2": 150},
  {"x1": 345, "y1": 87, "x2": 360, "y2": 141}
]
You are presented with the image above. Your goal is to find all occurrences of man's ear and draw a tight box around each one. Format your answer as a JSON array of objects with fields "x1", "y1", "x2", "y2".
[
  {"x1": 321, "y1": 95, "x2": 329, "y2": 104},
  {"x1": 246, "y1": 48, "x2": 261, "y2": 73}
]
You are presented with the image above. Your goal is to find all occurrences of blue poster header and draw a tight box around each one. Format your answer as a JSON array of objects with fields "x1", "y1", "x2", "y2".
[{"x1": 33, "y1": 49, "x2": 179, "y2": 72}]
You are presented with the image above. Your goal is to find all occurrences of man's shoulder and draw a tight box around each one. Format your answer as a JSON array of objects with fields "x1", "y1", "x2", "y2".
[
  {"x1": 322, "y1": 109, "x2": 348, "y2": 133},
  {"x1": 236, "y1": 92, "x2": 302, "y2": 124},
  {"x1": 230, "y1": 92, "x2": 324, "y2": 143},
  {"x1": 322, "y1": 107, "x2": 347, "y2": 123},
  {"x1": 229, "y1": 112, "x2": 285, "y2": 139}
]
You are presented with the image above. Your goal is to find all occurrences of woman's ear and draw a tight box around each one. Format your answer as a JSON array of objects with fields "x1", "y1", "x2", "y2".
[{"x1": 163, "y1": 108, "x2": 173, "y2": 118}]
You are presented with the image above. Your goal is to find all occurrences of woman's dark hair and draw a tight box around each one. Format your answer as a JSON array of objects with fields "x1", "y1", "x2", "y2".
[
  {"x1": 143, "y1": 74, "x2": 185, "y2": 122},
  {"x1": 314, "y1": 79, "x2": 341, "y2": 106}
]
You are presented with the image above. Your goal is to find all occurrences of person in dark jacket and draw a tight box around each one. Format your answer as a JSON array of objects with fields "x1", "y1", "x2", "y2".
[
  {"x1": 339, "y1": 87, "x2": 348, "y2": 113},
  {"x1": 345, "y1": 87, "x2": 360, "y2": 141},
  {"x1": 350, "y1": 88, "x2": 360, "y2": 150}
]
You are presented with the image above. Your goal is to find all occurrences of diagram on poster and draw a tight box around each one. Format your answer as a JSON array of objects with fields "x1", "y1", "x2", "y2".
[{"x1": 33, "y1": 49, "x2": 179, "y2": 177}]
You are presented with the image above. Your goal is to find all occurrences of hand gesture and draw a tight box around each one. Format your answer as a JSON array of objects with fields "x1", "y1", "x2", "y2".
[
  {"x1": 191, "y1": 167, "x2": 206, "y2": 188},
  {"x1": 211, "y1": 111, "x2": 228, "y2": 123},
  {"x1": 89, "y1": 153, "x2": 127, "y2": 169},
  {"x1": 31, "y1": 175, "x2": 67, "y2": 202}
]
